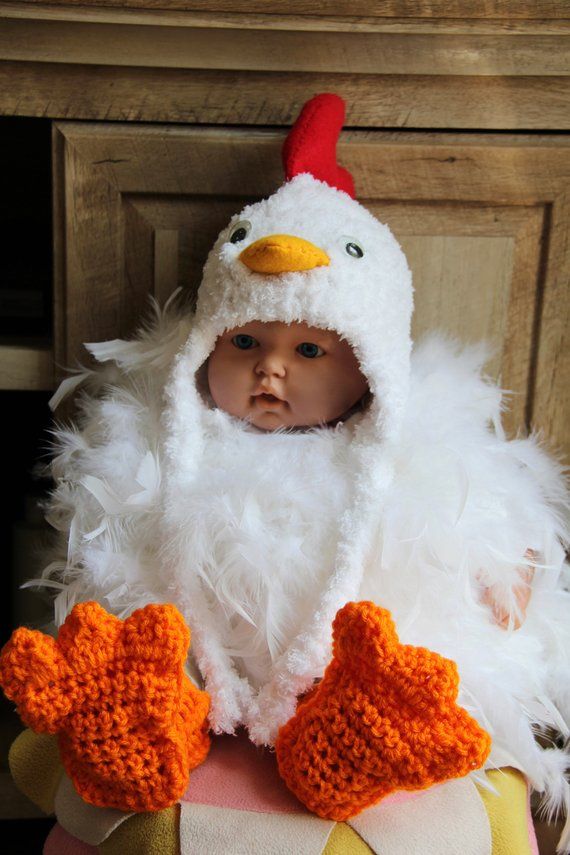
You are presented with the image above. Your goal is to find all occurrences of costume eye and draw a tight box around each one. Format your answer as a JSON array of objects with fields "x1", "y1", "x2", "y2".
[
  {"x1": 297, "y1": 342, "x2": 324, "y2": 359},
  {"x1": 341, "y1": 236, "x2": 364, "y2": 259},
  {"x1": 229, "y1": 220, "x2": 252, "y2": 244},
  {"x1": 231, "y1": 334, "x2": 257, "y2": 350}
]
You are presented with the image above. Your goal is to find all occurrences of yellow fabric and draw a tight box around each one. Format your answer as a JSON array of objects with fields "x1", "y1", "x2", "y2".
[
  {"x1": 325, "y1": 770, "x2": 532, "y2": 855},
  {"x1": 9, "y1": 728, "x2": 63, "y2": 815},
  {"x1": 323, "y1": 822, "x2": 374, "y2": 854},
  {"x1": 476, "y1": 767, "x2": 532, "y2": 855},
  {"x1": 98, "y1": 805, "x2": 179, "y2": 855}
]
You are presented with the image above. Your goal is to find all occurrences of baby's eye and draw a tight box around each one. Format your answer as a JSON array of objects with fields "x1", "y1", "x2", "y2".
[
  {"x1": 229, "y1": 220, "x2": 252, "y2": 244},
  {"x1": 297, "y1": 342, "x2": 324, "y2": 359},
  {"x1": 231, "y1": 334, "x2": 258, "y2": 350}
]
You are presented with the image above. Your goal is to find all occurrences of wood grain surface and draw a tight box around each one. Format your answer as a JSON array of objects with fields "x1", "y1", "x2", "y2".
[
  {"x1": 1, "y1": 17, "x2": 568, "y2": 76},
  {"x1": 9, "y1": 0, "x2": 570, "y2": 21},
  {"x1": 3, "y1": 63, "x2": 569, "y2": 130}
]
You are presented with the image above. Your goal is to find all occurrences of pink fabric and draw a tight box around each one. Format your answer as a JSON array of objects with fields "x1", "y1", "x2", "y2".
[
  {"x1": 526, "y1": 780, "x2": 540, "y2": 855},
  {"x1": 181, "y1": 728, "x2": 419, "y2": 815},
  {"x1": 181, "y1": 730, "x2": 302, "y2": 813},
  {"x1": 44, "y1": 823, "x2": 97, "y2": 855}
]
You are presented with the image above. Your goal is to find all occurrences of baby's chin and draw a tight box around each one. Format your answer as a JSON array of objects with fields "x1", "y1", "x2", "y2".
[
  {"x1": 242, "y1": 405, "x2": 342, "y2": 432},
  {"x1": 246, "y1": 410, "x2": 309, "y2": 431},
  {"x1": 216, "y1": 391, "x2": 370, "y2": 431}
]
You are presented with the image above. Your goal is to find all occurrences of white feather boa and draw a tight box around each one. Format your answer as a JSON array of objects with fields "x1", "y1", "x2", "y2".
[
  {"x1": 170, "y1": 418, "x2": 355, "y2": 689},
  {"x1": 32, "y1": 294, "x2": 570, "y2": 847}
]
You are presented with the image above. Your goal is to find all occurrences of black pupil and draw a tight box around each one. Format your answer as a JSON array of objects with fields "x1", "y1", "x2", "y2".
[
  {"x1": 235, "y1": 335, "x2": 254, "y2": 348},
  {"x1": 346, "y1": 242, "x2": 363, "y2": 258},
  {"x1": 299, "y1": 343, "x2": 319, "y2": 358},
  {"x1": 231, "y1": 227, "x2": 248, "y2": 244}
]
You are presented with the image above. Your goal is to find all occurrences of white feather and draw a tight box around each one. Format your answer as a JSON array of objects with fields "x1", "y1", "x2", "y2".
[{"x1": 49, "y1": 369, "x2": 94, "y2": 412}]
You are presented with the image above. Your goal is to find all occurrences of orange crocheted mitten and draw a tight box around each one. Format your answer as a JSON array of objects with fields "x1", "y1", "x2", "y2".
[
  {"x1": 0, "y1": 601, "x2": 211, "y2": 812},
  {"x1": 276, "y1": 601, "x2": 491, "y2": 821}
]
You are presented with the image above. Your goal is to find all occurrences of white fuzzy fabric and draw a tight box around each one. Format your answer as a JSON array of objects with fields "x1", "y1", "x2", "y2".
[
  {"x1": 172, "y1": 418, "x2": 355, "y2": 691},
  {"x1": 32, "y1": 176, "x2": 570, "y2": 848}
]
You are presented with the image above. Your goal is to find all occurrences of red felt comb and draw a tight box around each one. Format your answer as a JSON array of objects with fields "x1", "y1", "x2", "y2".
[{"x1": 282, "y1": 93, "x2": 355, "y2": 199}]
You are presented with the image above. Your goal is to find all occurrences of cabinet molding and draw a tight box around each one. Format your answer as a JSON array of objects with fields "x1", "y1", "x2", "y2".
[
  {"x1": 1, "y1": 3, "x2": 568, "y2": 129},
  {"x1": 2, "y1": 62, "x2": 568, "y2": 131},
  {"x1": 2, "y1": 17, "x2": 568, "y2": 76},
  {"x1": 8, "y1": 1, "x2": 570, "y2": 21}
]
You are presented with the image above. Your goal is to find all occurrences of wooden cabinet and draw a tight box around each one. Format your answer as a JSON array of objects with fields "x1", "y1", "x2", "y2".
[{"x1": 0, "y1": 2, "x2": 569, "y2": 842}]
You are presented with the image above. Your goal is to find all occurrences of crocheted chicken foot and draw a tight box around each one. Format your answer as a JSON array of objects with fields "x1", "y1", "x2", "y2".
[
  {"x1": 0, "y1": 601, "x2": 211, "y2": 812},
  {"x1": 275, "y1": 601, "x2": 491, "y2": 821}
]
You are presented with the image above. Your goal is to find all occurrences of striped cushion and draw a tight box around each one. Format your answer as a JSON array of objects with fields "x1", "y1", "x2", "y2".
[{"x1": 11, "y1": 729, "x2": 538, "y2": 854}]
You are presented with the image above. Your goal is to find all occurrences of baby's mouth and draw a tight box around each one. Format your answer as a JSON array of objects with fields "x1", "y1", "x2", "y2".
[{"x1": 252, "y1": 390, "x2": 286, "y2": 407}]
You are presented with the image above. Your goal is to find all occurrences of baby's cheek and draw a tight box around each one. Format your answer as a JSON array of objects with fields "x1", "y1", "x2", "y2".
[
  {"x1": 207, "y1": 364, "x2": 234, "y2": 412},
  {"x1": 302, "y1": 378, "x2": 333, "y2": 412}
]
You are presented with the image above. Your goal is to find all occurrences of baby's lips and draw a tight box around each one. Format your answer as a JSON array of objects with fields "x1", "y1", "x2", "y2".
[{"x1": 0, "y1": 627, "x2": 72, "y2": 733}]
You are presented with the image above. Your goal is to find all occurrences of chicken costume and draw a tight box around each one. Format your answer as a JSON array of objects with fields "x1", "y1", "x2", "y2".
[{"x1": 1, "y1": 93, "x2": 570, "y2": 854}]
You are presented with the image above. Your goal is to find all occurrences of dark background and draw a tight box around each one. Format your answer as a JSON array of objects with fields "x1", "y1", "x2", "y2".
[
  {"x1": 0, "y1": 116, "x2": 57, "y2": 852},
  {"x1": 0, "y1": 116, "x2": 54, "y2": 647}
]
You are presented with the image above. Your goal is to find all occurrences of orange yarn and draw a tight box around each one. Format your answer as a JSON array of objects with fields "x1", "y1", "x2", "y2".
[
  {"x1": 0, "y1": 601, "x2": 211, "y2": 812},
  {"x1": 276, "y1": 601, "x2": 491, "y2": 821}
]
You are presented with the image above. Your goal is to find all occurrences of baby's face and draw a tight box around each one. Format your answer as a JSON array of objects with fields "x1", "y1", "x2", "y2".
[{"x1": 207, "y1": 320, "x2": 369, "y2": 430}]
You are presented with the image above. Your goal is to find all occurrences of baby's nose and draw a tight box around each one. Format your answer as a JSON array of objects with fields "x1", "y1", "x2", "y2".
[{"x1": 255, "y1": 353, "x2": 287, "y2": 377}]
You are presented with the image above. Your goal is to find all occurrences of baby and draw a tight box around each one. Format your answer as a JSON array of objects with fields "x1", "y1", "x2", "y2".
[{"x1": 1, "y1": 93, "x2": 567, "y2": 852}]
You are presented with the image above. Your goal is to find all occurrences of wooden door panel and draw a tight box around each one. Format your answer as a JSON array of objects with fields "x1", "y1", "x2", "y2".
[
  {"x1": 124, "y1": 197, "x2": 259, "y2": 308},
  {"x1": 53, "y1": 123, "x2": 569, "y2": 454},
  {"x1": 376, "y1": 203, "x2": 545, "y2": 437}
]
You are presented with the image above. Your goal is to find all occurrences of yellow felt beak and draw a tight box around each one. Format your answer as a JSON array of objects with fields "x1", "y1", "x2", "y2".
[{"x1": 238, "y1": 234, "x2": 330, "y2": 274}]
